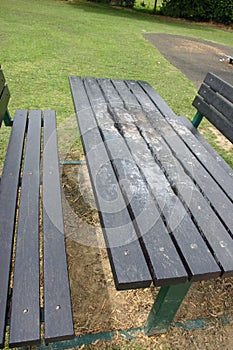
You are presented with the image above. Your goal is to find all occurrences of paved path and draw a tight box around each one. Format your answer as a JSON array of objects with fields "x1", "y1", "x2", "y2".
[{"x1": 144, "y1": 33, "x2": 233, "y2": 88}]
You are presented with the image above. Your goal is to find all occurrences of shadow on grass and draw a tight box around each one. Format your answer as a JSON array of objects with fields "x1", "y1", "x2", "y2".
[{"x1": 66, "y1": 0, "x2": 227, "y2": 33}]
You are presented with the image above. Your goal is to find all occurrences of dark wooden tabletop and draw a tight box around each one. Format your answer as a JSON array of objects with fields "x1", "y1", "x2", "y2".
[{"x1": 69, "y1": 76, "x2": 233, "y2": 290}]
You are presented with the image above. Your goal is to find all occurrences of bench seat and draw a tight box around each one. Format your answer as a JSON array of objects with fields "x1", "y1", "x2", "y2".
[{"x1": 0, "y1": 67, "x2": 74, "y2": 348}]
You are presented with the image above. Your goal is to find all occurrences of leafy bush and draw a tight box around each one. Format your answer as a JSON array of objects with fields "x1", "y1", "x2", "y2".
[{"x1": 159, "y1": 0, "x2": 233, "y2": 25}]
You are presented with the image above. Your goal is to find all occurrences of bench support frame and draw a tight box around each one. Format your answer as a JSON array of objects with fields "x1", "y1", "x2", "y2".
[
  {"x1": 145, "y1": 281, "x2": 192, "y2": 336},
  {"x1": 192, "y1": 111, "x2": 203, "y2": 128},
  {"x1": 4, "y1": 110, "x2": 13, "y2": 126}
]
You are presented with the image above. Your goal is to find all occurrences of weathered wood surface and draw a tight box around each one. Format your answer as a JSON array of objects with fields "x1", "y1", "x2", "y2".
[
  {"x1": 9, "y1": 111, "x2": 41, "y2": 347},
  {"x1": 0, "y1": 110, "x2": 27, "y2": 348},
  {"x1": 43, "y1": 110, "x2": 74, "y2": 343},
  {"x1": 0, "y1": 110, "x2": 73, "y2": 348},
  {"x1": 69, "y1": 77, "x2": 152, "y2": 290},
  {"x1": 70, "y1": 76, "x2": 233, "y2": 288}
]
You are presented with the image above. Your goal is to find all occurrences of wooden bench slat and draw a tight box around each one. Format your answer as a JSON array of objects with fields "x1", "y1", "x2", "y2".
[
  {"x1": 192, "y1": 96, "x2": 233, "y2": 143},
  {"x1": 137, "y1": 81, "x2": 233, "y2": 277},
  {"x1": 191, "y1": 72, "x2": 233, "y2": 143},
  {"x1": 9, "y1": 110, "x2": 42, "y2": 347},
  {"x1": 0, "y1": 85, "x2": 10, "y2": 124},
  {"x1": 69, "y1": 76, "x2": 152, "y2": 290},
  {"x1": 198, "y1": 83, "x2": 233, "y2": 122},
  {"x1": 43, "y1": 110, "x2": 74, "y2": 342},
  {"x1": 84, "y1": 78, "x2": 188, "y2": 285},
  {"x1": 0, "y1": 110, "x2": 27, "y2": 348},
  {"x1": 204, "y1": 72, "x2": 233, "y2": 104}
]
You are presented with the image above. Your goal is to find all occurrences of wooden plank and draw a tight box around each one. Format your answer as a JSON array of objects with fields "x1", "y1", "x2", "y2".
[
  {"x1": 204, "y1": 72, "x2": 233, "y2": 104},
  {"x1": 167, "y1": 116, "x2": 233, "y2": 202},
  {"x1": 69, "y1": 76, "x2": 152, "y2": 289},
  {"x1": 137, "y1": 80, "x2": 179, "y2": 120},
  {"x1": 136, "y1": 81, "x2": 233, "y2": 230},
  {"x1": 0, "y1": 85, "x2": 10, "y2": 123},
  {"x1": 137, "y1": 81, "x2": 233, "y2": 277},
  {"x1": 138, "y1": 81, "x2": 233, "y2": 178},
  {"x1": 177, "y1": 116, "x2": 233, "y2": 178},
  {"x1": 43, "y1": 110, "x2": 74, "y2": 342},
  {"x1": 108, "y1": 80, "x2": 220, "y2": 281},
  {"x1": 9, "y1": 110, "x2": 41, "y2": 347},
  {"x1": 198, "y1": 83, "x2": 233, "y2": 123},
  {"x1": 111, "y1": 79, "x2": 138, "y2": 108},
  {"x1": 140, "y1": 114, "x2": 233, "y2": 277},
  {"x1": 84, "y1": 77, "x2": 188, "y2": 285},
  {"x1": 0, "y1": 110, "x2": 27, "y2": 348},
  {"x1": 96, "y1": 78, "x2": 123, "y2": 106},
  {"x1": 192, "y1": 95, "x2": 233, "y2": 143}
]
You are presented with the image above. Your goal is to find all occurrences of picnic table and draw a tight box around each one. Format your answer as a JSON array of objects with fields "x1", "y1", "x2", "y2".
[{"x1": 69, "y1": 76, "x2": 233, "y2": 335}]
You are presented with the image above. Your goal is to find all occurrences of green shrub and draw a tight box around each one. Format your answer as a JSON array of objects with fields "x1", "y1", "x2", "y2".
[
  {"x1": 212, "y1": 0, "x2": 233, "y2": 25},
  {"x1": 159, "y1": 0, "x2": 233, "y2": 25}
]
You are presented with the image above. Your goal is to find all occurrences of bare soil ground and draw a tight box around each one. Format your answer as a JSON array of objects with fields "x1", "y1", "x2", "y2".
[
  {"x1": 62, "y1": 162, "x2": 233, "y2": 350},
  {"x1": 61, "y1": 35, "x2": 233, "y2": 349}
]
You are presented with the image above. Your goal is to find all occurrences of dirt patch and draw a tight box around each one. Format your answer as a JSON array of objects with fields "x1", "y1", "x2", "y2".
[
  {"x1": 144, "y1": 34, "x2": 233, "y2": 88},
  {"x1": 207, "y1": 126, "x2": 233, "y2": 151},
  {"x1": 61, "y1": 160, "x2": 233, "y2": 350}
]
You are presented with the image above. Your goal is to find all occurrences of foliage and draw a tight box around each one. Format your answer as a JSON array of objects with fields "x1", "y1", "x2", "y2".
[
  {"x1": 159, "y1": 0, "x2": 233, "y2": 25},
  {"x1": 93, "y1": 0, "x2": 136, "y2": 9},
  {"x1": 121, "y1": 0, "x2": 136, "y2": 9}
]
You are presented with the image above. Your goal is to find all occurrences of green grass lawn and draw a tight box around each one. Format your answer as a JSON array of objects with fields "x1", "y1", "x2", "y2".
[
  {"x1": 1, "y1": 0, "x2": 232, "y2": 116},
  {"x1": 0, "y1": 0, "x2": 233, "y2": 121},
  {"x1": 0, "y1": 0, "x2": 232, "y2": 163}
]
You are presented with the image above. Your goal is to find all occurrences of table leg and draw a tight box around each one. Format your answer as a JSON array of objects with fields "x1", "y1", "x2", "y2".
[
  {"x1": 4, "y1": 109, "x2": 13, "y2": 126},
  {"x1": 145, "y1": 281, "x2": 191, "y2": 336}
]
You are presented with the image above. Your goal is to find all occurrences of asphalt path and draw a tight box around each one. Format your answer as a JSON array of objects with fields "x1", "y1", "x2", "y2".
[{"x1": 144, "y1": 33, "x2": 233, "y2": 88}]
